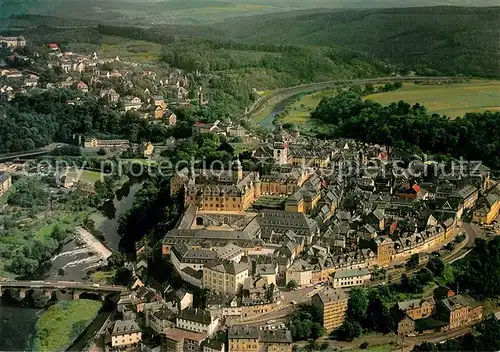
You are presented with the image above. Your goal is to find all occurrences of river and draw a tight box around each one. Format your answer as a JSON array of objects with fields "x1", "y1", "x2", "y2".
[{"x1": 0, "y1": 180, "x2": 143, "y2": 350}]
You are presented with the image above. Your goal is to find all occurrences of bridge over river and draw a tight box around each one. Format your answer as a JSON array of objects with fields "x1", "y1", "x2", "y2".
[{"x1": 0, "y1": 280, "x2": 127, "y2": 300}]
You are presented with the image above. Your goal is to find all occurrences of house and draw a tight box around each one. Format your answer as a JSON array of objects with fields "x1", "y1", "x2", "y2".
[
  {"x1": 472, "y1": 184, "x2": 500, "y2": 225},
  {"x1": 83, "y1": 137, "x2": 129, "y2": 148},
  {"x1": 176, "y1": 308, "x2": 219, "y2": 336},
  {"x1": 216, "y1": 244, "x2": 244, "y2": 263},
  {"x1": 437, "y1": 295, "x2": 483, "y2": 330},
  {"x1": 202, "y1": 260, "x2": 248, "y2": 295},
  {"x1": 0, "y1": 36, "x2": 26, "y2": 48},
  {"x1": 162, "y1": 327, "x2": 207, "y2": 352},
  {"x1": 332, "y1": 268, "x2": 371, "y2": 289},
  {"x1": 0, "y1": 172, "x2": 12, "y2": 197},
  {"x1": 101, "y1": 88, "x2": 120, "y2": 102},
  {"x1": 255, "y1": 263, "x2": 278, "y2": 286},
  {"x1": 111, "y1": 320, "x2": 142, "y2": 349},
  {"x1": 311, "y1": 287, "x2": 348, "y2": 332},
  {"x1": 76, "y1": 81, "x2": 88, "y2": 93},
  {"x1": 147, "y1": 308, "x2": 175, "y2": 334},
  {"x1": 286, "y1": 259, "x2": 313, "y2": 288},
  {"x1": 228, "y1": 326, "x2": 293, "y2": 352},
  {"x1": 48, "y1": 43, "x2": 59, "y2": 51},
  {"x1": 123, "y1": 96, "x2": 143, "y2": 112},
  {"x1": 396, "y1": 297, "x2": 436, "y2": 320},
  {"x1": 374, "y1": 236, "x2": 394, "y2": 266},
  {"x1": 141, "y1": 142, "x2": 154, "y2": 157},
  {"x1": 164, "y1": 110, "x2": 177, "y2": 125},
  {"x1": 201, "y1": 338, "x2": 224, "y2": 352},
  {"x1": 174, "y1": 289, "x2": 193, "y2": 311}
]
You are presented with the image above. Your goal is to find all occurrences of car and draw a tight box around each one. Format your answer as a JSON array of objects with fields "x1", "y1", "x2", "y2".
[
  {"x1": 93, "y1": 284, "x2": 100, "y2": 288},
  {"x1": 290, "y1": 300, "x2": 297, "y2": 305}
]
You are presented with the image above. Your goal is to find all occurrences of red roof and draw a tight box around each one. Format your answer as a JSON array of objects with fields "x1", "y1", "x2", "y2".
[
  {"x1": 412, "y1": 184, "x2": 421, "y2": 193},
  {"x1": 48, "y1": 43, "x2": 58, "y2": 49}
]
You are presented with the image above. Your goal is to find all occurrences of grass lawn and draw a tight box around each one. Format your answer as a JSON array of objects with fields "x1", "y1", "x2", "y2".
[
  {"x1": 99, "y1": 35, "x2": 163, "y2": 62},
  {"x1": 282, "y1": 89, "x2": 336, "y2": 124},
  {"x1": 365, "y1": 81, "x2": 500, "y2": 119},
  {"x1": 347, "y1": 344, "x2": 395, "y2": 352},
  {"x1": 33, "y1": 300, "x2": 102, "y2": 352},
  {"x1": 67, "y1": 169, "x2": 105, "y2": 185}
]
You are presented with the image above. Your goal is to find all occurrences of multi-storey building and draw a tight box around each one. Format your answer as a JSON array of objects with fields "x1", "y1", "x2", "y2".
[
  {"x1": 437, "y1": 295, "x2": 483, "y2": 330},
  {"x1": 111, "y1": 320, "x2": 142, "y2": 349},
  {"x1": 162, "y1": 327, "x2": 207, "y2": 352},
  {"x1": 176, "y1": 308, "x2": 219, "y2": 336},
  {"x1": 311, "y1": 287, "x2": 348, "y2": 332},
  {"x1": 332, "y1": 268, "x2": 371, "y2": 289},
  {"x1": 374, "y1": 236, "x2": 394, "y2": 266},
  {"x1": 0, "y1": 36, "x2": 26, "y2": 48},
  {"x1": 171, "y1": 243, "x2": 217, "y2": 272},
  {"x1": 228, "y1": 326, "x2": 293, "y2": 352},
  {"x1": 202, "y1": 260, "x2": 248, "y2": 295},
  {"x1": 396, "y1": 297, "x2": 436, "y2": 320}
]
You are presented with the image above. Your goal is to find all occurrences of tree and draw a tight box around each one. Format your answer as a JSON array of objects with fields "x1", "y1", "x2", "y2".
[
  {"x1": 311, "y1": 322, "x2": 326, "y2": 339},
  {"x1": 336, "y1": 319, "x2": 362, "y2": 341},
  {"x1": 286, "y1": 280, "x2": 298, "y2": 290},
  {"x1": 426, "y1": 257, "x2": 445, "y2": 277},
  {"x1": 97, "y1": 148, "x2": 107, "y2": 156},
  {"x1": 347, "y1": 287, "x2": 369, "y2": 322}
]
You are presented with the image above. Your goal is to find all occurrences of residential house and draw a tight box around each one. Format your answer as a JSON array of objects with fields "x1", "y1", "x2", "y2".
[
  {"x1": 201, "y1": 338, "x2": 224, "y2": 352},
  {"x1": 141, "y1": 142, "x2": 154, "y2": 157},
  {"x1": 437, "y1": 295, "x2": 483, "y2": 330},
  {"x1": 256, "y1": 263, "x2": 278, "y2": 286},
  {"x1": 286, "y1": 259, "x2": 313, "y2": 287},
  {"x1": 176, "y1": 308, "x2": 219, "y2": 336},
  {"x1": 76, "y1": 81, "x2": 88, "y2": 93},
  {"x1": 111, "y1": 320, "x2": 142, "y2": 349},
  {"x1": 228, "y1": 326, "x2": 293, "y2": 352},
  {"x1": 0, "y1": 36, "x2": 26, "y2": 48},
  {"x1": 396, "y1": 297, "x2": 436, "y2": 320},
  {"x1": 147, "y1": 308, "x2": 175, "y2": 334},
  {"x1": 123, "y1": 96, "x2": 143, "y2": 112},
  {"x1": 162, "y1": 327, "x2": 207, "y2": 352},
  {"x1": 101, "y1": 88, "x2": 120, "y2": 102}
]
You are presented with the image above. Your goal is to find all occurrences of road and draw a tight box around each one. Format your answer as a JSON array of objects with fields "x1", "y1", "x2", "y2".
[{"x1": 246, "y1": 76, "x2": 459, "y2": 121}]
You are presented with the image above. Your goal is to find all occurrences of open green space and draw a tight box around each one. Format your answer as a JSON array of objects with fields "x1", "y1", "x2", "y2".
[
  {"x1": 67, "y1": 169, "x2": 104, "y2": 185},
  {"x1": 365, "y1": 82, "x2": 500, "y2": 119},
  {"x1": 281, "y1": 89, "x2": 337, "y2": 124},
  {"x1": 33, "y1": 300, "x2": 102, "y2": 352},
  {"x1": 99, "y1": 35, "x2": 163, "y2": 62}
]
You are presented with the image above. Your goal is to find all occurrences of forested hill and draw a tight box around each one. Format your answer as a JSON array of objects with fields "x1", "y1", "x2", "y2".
[{"x1": 213, "y1": 6, "x2": 500, "y2": 78}]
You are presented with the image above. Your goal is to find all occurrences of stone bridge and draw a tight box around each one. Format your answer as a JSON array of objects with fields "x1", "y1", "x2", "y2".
[{"x1": 0, "y1": 280, "x2": 128, "y2": 300}]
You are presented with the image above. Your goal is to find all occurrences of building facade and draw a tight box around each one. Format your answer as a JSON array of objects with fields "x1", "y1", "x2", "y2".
[
  {"x1": 311, "y1": 287, "x2": 348, "y2": 332},
  {"x1": 202, "y1": 260, "x2": 248, "y2": 295}
]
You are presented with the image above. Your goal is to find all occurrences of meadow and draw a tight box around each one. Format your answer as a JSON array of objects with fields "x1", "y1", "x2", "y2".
[
  {"x1": 98, "y1": 36, "x2": 163, "y2": 62},
  {"x1": 365, "y1": 81, "x2": 500, "y2": 119},
  {"x1": 32, "y1": 300, "x2": 102, "y2": 352}
]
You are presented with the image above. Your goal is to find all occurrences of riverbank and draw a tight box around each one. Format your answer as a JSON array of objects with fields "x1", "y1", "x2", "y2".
[{"x1": 32, "y1": 299, "x2": 102, "y2": 352}]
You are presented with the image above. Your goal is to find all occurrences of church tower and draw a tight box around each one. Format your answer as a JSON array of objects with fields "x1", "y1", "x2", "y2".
[{"x1": 273, "y1": 125, "x2": 288, "y2": 166}]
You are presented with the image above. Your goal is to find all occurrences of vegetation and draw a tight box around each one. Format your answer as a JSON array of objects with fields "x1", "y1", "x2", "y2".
[
  {"x1": 365, "y1": 82, "x2": 500, "y2": 119},
  {"x1": 32, "y1": 300, "x2": 102, "y2": 352},
  {"x1": 412, "y1": 319, "x2": 500, "y2": 351},
  {"x1": 311, "y1": 91, "x2": 500, "y2": 169},
  {"x1": 288, "y1": 305, "x2": 325, "y2": 341},
  {"x1": 215, "y1": 6, "x2": 500, "y2": 78}
]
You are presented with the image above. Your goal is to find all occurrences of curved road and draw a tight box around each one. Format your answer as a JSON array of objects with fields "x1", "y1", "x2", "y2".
[{"x1": 246, "y1": 75, "x2": 460, "y2": 123}]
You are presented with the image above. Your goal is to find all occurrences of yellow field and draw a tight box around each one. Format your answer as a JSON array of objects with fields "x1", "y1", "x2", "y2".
[{"x1": 365, "y1": 81, "x2": 500, "y2": 118}]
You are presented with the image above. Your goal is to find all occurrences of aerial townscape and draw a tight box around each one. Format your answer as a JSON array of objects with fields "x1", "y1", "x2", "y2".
[{"x1": 0, "y1": 1, "x2": 500, "y2": 352}]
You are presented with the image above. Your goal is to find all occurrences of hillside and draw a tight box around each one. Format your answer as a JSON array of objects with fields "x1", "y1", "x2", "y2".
[{"x1": 214, "y1": 6, "x2": 500, "y2": 77}]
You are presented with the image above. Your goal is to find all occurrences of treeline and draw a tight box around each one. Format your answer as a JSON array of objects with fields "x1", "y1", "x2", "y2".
[{"x1": 312, "y1": 91, "x2": 500, "y2": 169}]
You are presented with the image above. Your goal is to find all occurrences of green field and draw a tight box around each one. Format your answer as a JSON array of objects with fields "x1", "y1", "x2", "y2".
[
  {"x1": 67, "y1": 169, "x2": 104, "y2": 185},
  {"x1": 365, "y1": 82, "x2": 500, "y2": 118},
  {"x1": 282, "y1": 89, "x2": 337, "y2": 124},
  {"x1": 99, "y1": 36, "x2": 163, "y2": 62},
  {"x1": 33, "y1": 300, "x2": 102, "y2": 352}
]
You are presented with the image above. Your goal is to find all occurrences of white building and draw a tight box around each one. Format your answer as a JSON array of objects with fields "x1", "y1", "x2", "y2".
[
  {"x1": 171, "y1": 243, "x2": 217, "y2": 272},
  {"x1": 216, "y1": 243, "x2": 244, "y2": 263},
  {"x1": 176, "y1": 308, "x2": 219, "y2": 336},
  {"x1": 332, "y1": 268, "x2": 371, "y2": 289}
]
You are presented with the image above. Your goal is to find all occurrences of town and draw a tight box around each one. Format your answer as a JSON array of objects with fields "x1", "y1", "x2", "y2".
[{"x1": 1, "y1": 21, "x2": 500, "y2": 352}]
